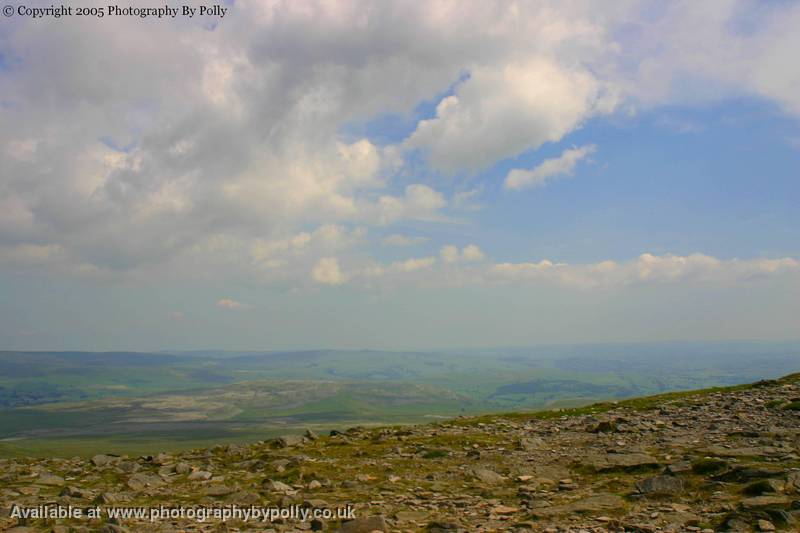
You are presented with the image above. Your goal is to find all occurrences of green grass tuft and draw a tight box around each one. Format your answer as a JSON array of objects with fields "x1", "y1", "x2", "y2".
[{"x1": 692, "y1": 458, "x2": 728, "y2": 475}]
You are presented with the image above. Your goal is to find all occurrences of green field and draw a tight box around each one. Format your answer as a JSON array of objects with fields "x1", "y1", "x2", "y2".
[{"x1": 1, "y1": 341, "x2": 799, "y2": 457}]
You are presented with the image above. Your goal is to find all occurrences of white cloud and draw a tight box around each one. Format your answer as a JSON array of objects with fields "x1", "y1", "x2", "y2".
[
  {"x1": 390, "y1": 256, "x2": 437, "y2": 273},
  {"x1": 371, "y1": 184, "x2": 447, "y2": 225},
  {"x1": 406, "y1": 61, "x2": 616, "y2": 174},
  {"x1": 505, "y1": 144, "x2": 596, "y2": 190},
  {"x1": 440, "y1": 245, "x2": 459, "y2": 264},
  {"x1": 452, "y1": 186, "x2": 483, "y2": 212},
  {"x1": 249, "y1": 224, "x2": 365, "y2": 268},
  {"x1": 216, "y1": 298, "x2": 249, "y2": 310},
  {"x1": 331, "y1": 252, "x2": 800, "y2": 290},
  {"x1": 440, "y1": 244, "x2": 485, "y2": 263},
  {"x1": 462, "y1": 244, "x2": 485, "y2": 262},
  {"x1": 312, "y1": 257, "x2": 345, "y2": 285},
  {"x1": 382, "y1": 234, "x2": 428, "y2": 247},
  {"x1": 490, "y1": 253, "x2": 800, "y2": 289},
  {"x1": 1, "y1": 0, "x2": 799, "y2": 281}
]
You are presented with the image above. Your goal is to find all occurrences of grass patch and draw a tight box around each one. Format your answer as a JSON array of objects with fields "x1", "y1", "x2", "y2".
[
  {"x1": 692, "y1": 458, "x2": 729, "y2": 475},
  {"x1": 452, "y1": 380, "x2": 768, "y2": 428},
  {"x1": 422, "y1": 449, "x2": 449, "y2": 459}
]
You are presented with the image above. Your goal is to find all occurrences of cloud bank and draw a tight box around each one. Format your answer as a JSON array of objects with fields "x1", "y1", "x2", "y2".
[{"x1": 1, "y1": 0, "x2": 799, "y2": 293}]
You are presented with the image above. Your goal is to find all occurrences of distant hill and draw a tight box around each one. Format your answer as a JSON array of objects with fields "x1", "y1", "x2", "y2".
[{"x1": 1, "y1": 341, "x2": 799, "y2": 457}]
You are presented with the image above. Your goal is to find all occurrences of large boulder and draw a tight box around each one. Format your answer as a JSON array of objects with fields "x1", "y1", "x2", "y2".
[
  {"x1": 275, "y1": 434, "x2": 305, "y2": 448},
  {"x1": 636, "y1": 475, "x2": 684, "y2": 495},
  {"x1": 471, "y1": 468, "x2": 504, "y2": 485}
]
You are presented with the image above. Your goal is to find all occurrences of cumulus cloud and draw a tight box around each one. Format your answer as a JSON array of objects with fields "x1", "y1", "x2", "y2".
[
  {"x1": 391, "y1": 256, "x2": 437, "y2": 273},
  {"x1": 216, "y1": 298, "x2": 249, "y2": 309},
  {"x1": 462, "y1": 244, "x2": 485, "y2": 262},
  {"x1": 249, "y1": 225, "x2": 365, "y2": 269},
  {"x1": 312, "y1": 257, "x2": 346, "y2": 285},
  {"x1": 505, "y1": 145, "x2": 596, "y2": 190},
  {"x1": 490, "y1": 254, "x2": 800, "y2": 289},
  {"x1": 406, "y1": 61, "x2": 615, "y2": 174},
  {"x1": 371, "y1": 184, "x2": 447, "y2": 225},
  {"x1": 333, "y1": 252, "x2": 800, "y2": 290},
  {"x1": 1, "y1": 0, "x2": 799, "y2": 282},
  {"x1": 440, "y1": 244, "x2": 485, "y2": 263}
]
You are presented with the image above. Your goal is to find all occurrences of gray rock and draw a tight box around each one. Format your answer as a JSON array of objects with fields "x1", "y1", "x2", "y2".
[
  {"x1": 127, "y1": 472, "x2": 164, "y2": 491},
  {"x1": 667, "y1": 460, "x2": 692, "y2": 474},
  {"x1": 741, "y1": 495, "x2": 791, "y2": 509},
  {"x1": 275, "y1": 434, "x2": 305, "y2": 448},
  {"x1": 91, "y1": 454, "x2": 120, "y2": 467},
  {"x1": 587, "y1": 419, "x2": 618, "y2": 433},
  {"x1": 785, "y1": 471, "x2": 800, "y2": 493},
  {"x1": 706, "y1": 445, "x2": 779, "y2": 457},
  {"x1": 60, "y1": 485, "x2": 94, "y2": 499},
  {"x1": 636, "y1": 475, "x2": 684, "y2": 495},
  {"x1": 264, "y1": 479, "x2": 293, "y2": 493},
  {"x1": 337, "y1": 516, "x2": 387, "y2": 532},
  {"x1": 187, "y1": 470, "x2": 212, "y2": 481},
  {"x1": 472, "y1": 468, "x2": 504, "y2": 484},
  {"x1": 758, "y1": 519, "x2": 776, "y2": 531},
  {"x1": 206, "y1": 484, "x2": 236, "y2": 496},
  {"x1": 37, "y1": 472, "x2": 65, "y2": 486},
  {"x1": 583, "y1": 452, "x2": 660, "y2": 471}
]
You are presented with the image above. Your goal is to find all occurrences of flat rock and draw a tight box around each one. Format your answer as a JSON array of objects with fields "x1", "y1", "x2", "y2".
[
  {"x1": 187, "y1": 470, "x2": 212, "y2": 481},
  {"x1": 265, "y1": 479, "x2": 294, "y2": 493},
  {"x1": 394, "y1": 510, "x2": 429, "y2": 522},
  {"x1": 275, "y1": 434, "x2": 305, "y2": 448},
  {"x1": 636, "y1": 475, "x2": 684, "y2": 495},
  {"x1": 582, "y1": 452, "x2": 660, "y2": 471},
  {"x1": 533, "y1": 465, "x2": 571, "y2": 480},
  {"x1": 531, "y1": 493, "x2": 626, "y2": 516},
  {"x1": 706, "y1": 445, "x2": 779, "y2": 457},
  {"x1": 785, "y1": 471, "x2": 800, "y2": 493},
  {"x1": 127, "y1": 472, "x2": 164, "y2": 491},
  {"x1": 36, "y1": 472, "x2": 65, "y2": 486},
  {"x1": 337, "y1": 515, "x2": 387, "y2": 532},
  {"x1": 91, "y1": 454, "x2": 120, "y2": 467},
  {"x1": 471, "y1": 468, "x2": 504, "y2": 484},
  {"x1": 740, "y1": 496, "x2": 791, "y2": 509},
  {"x1": 206, "y1": 484, "x2": 236, "y2": 496}
]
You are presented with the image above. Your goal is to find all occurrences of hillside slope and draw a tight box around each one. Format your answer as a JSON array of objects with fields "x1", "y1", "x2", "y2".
[{"x1": 3, "y1": 374, "x2": 800, "y2": 532}]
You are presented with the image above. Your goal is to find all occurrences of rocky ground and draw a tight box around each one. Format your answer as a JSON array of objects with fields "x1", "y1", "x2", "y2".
[{"x1": 3, "y1": 375, "x2": 800, "y2": 532}]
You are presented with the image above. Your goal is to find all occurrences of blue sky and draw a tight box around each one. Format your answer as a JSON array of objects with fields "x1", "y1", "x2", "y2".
[{"x1": 0, "y1": 1, "x2": 798, "y2": 350}]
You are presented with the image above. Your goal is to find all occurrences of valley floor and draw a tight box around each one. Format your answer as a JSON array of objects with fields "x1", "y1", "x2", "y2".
[{"x1": 2, "y1": 375, "x2": 800, "y2": 532}]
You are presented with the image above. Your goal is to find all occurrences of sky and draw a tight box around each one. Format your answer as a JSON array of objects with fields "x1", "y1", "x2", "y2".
[{"x1": 0, "y1": 0, "x2": 798, "y2": 351}]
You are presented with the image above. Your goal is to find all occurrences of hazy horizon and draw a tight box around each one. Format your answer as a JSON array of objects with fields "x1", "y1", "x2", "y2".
[{"x1": 4, "y1": 339, "x2": 800, "y2": 356}]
